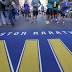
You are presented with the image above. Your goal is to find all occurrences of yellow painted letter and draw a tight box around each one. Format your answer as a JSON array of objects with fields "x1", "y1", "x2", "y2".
[
  {"x1": 49, "y1": 39, "x2": 72, "y2": 72},
  {"x1": 0, "y1": 40, "x2": 10, "y2": 72},
  {"x1": 19, "y1": 40, "x2": 40, "y2": 72}
]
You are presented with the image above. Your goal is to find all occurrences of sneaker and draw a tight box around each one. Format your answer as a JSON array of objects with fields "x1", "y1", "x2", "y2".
[
  {"x1": 55, "y1": 19, "x2": 57, "y2": 21},
  {"x1": 31, "y1": 21, "x2": 34, "y2": 24},
  {"x1": 46, "y1": 21, "x2": 50, "y2": 24},
  {"x1": 57, "y1": 21, "x2": 59, "y2": 24},
  {"x1": 63, "y1": 21, "x2": 64, "y2": 24},
  {"x1": 31, "y1": 21, "x2": 36, "y2": 24}
]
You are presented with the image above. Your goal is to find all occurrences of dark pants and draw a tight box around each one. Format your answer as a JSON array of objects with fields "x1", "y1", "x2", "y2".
[
  {"x1": 8, "y1": 10, "x2": 15, "y2": 26},
  {"x1": 3, "y1": 10, "x2": 6, "y2": 18}
]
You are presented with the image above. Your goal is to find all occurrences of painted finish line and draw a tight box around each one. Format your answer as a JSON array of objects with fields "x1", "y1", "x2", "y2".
[{"x1": 0, "y1": 39, "x2": 72, "y2": 72}]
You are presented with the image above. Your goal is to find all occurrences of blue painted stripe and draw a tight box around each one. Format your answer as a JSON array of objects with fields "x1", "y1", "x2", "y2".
[
  {"x1": 39, "y1": 39, "x2": 61, "y2": 72},
  {"x1": 5, "y1": 37, "x2": 25, "y2": 72},
  {"x1": 60, "y1": 35, "x2": 72, "y2": 52}
]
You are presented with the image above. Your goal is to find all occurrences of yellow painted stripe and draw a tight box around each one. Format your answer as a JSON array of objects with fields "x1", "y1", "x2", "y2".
[
  {"x1": 19, "y1": 40, "x2": 39, "y2": 72},
  {"x1": 0, "y1": 40, "x2": 10, "y2": 72},
  {"x1": 49, "y1": 39, "x2": 72, "y2": 72}
]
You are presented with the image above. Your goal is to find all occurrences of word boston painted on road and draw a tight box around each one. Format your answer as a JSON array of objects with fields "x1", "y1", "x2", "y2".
[{"x1": 0, "y1": 31, "x2": 72, "y2": 37}]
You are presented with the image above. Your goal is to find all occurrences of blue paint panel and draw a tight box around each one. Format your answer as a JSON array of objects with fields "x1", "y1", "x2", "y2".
[
  {"x1": 39, "y1": 38, "x2": 61, "y2": 72},
  {"x1": 61, "y1": 35, "x2": 72, "y2": 52},
  {"x1": 5, "y1": 37, "x2": 25, "y2": 71}
]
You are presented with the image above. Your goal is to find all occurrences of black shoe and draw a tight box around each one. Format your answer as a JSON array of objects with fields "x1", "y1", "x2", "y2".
[{"x1": 11, "y1": 23, "x2": 15, "y2": 27}]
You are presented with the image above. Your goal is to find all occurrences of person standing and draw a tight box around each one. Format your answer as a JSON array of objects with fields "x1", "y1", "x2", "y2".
[
  {"x1": 7, "y1": 3, "x2": 15, "y2": 26},
  {"x1": 59, "y1": 1, "x2": 69, "y2": 24},
  {"x1": 23, "y1": 1, "x2": 30, "y2": 20},
  {"x1": 52, "y1": 1, "x2": 59, "y2": 23},
  {"x1": 31, "y1": 0, "x2": 41, "y2": 23},
  {"x1": 46, "y1": 0, "x2": 53, "y2": 24},
  {"x1": 0, "y1": 1, "x2": 6, "y2": 25}
]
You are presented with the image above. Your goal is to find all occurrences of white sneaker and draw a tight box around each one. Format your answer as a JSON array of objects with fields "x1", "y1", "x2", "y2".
[
  {"x1": 57, "y1": 21, "x2": 59, "y2": 24},
  {"x1": 46, "y1": 21, "x2": 50, "y2": 24},
  {"x1": 55, "y1": 19, "x2": 57, "y2": 21},
  {"x1": 63, "y1": 21, "x2": 64, "y2": 24}
]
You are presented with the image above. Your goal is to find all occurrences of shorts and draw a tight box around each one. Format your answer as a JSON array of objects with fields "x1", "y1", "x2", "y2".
[
  {"x1": 24, "y1": 10, "x2": 30, "y2": 17},
  {"x1": 60, "y1": 11, "x2": 65, "y2": 17},
  {"x1": 33, "y1": 10, "x2": 38, "y2": 16},
  {"x1": 24, "y1": 10, "x2": 30, "y2": 14},
  {"x1": 46, "y1": 8, "x2": 52, "y2": 16},
  {"x1": 53, "y1": 9, "x2": 58, "y2": 15}
]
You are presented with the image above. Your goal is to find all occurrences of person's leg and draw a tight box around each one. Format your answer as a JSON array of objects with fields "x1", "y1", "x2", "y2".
[
  {"x1": 12, "y1": 12, "x2": 16, "y2": 20},
  {"x1": 46, "y1": 9, "x2": 50, "y2": 24},
  {"x1": 21, "y1": 11, "x2": 24, "y2": 17},
  {"x1": 62, "y1": 15, "x2": 65, "y2": 23},
  {"x1": 42, "y1": 11, "x2": 44, "y2": 15},
  {"x1": 49, "y1": 8, "x2": 52, "y2": 21},
  {"x1": 27, "y1": 11, "x2": 30, "y2": 20},
  {"x1": 0, "y1": 11, "x2": 6, "y2": 25},
  {"x1": 29, "y1": 11, "x2": 31, "y2": 18},
  {"x1": 57, "y1": 10, "x2": 60, "y2": 23},
  {"x1": 3, "y1": 11, "x2": 6, "y2": 18},
  {"x1": 32, "y1": 10, "x2": 35, "y2": 23},
  {"x1": 9, "y1": 11, "x2": 14, "y2": 26},
  {"x1": 33, "y1": 11, "x2": 36, "y2": 23},
  {"x1": 60, "y1": 11, "x2": 65, "y2": 24},
  {"x1": 36, "y1": 11, "x2": 38, "y2": 19},
  {"x1": 53, "y1": 9, "x2": 57, "y2": 19},
  {"x1": 25, "y1": 12, "x2": 27, "y2": 18},
  {"x1": 46, "y1": 9, "x2": 49, "y2": 19},
  {"x1": 52, "y1": 10, "x2": 54, "y2": 19},
  {"x1": 53, "y1": 10, "x2": 58, "y2": 23},
  {"x1": 28, "y1": 10, "x2": 31, "y2": 19},
  {"x1": 34, "y1": 11, "x2": 38, "y2": 23},
  {"x1": 55, "y1": 10, "x2": 58, "y2": 21},
  {"x1": 51, "y1": 9, "x2": 53, "y2": 19}
]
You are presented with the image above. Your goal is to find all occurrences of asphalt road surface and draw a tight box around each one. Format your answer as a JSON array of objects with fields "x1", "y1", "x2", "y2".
[{"x1": 0, "y1": 14, "x2": 72, "y2": 31}]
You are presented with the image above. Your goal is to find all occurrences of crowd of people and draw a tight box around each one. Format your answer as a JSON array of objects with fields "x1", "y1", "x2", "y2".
[
  {"x1": 0, "y1": 0, "x2": 72, "y2": 26},
  {"x1": 46, "y1": 0, "x2": 72, "y2": 24}
]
